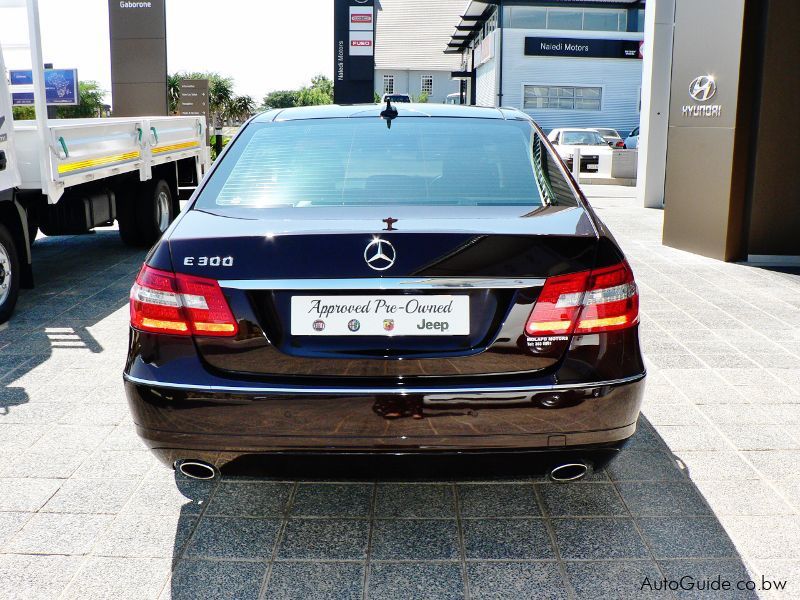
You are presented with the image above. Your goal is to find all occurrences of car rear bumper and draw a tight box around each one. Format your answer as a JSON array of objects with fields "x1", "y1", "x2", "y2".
[{"x1": 123, "y1": 374, "x2": 645, "y2": 468}]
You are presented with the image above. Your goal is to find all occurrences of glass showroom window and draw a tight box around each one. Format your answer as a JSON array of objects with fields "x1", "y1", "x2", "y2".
[
  {"x1": 504, "y1": 7, "x2": 546, "y2": 29},
  {"x1": 383, "y1": 75, "x2": 394, "y2": 95},
  {"x1": 421, "y1": 76, "x2": 433, "y2": 96},
  {"x1": 524, "y1": 86, "x2": 602, "y2": 111},
  {"x1": 505, "y1": 6, "x2": 627, "y2": 32},
  {"x1": 583, "y1": 8, "x2": 627, "y2": 32},
  {"x1": 546, "y1": 8, "x2": 582, "y2": 30}
]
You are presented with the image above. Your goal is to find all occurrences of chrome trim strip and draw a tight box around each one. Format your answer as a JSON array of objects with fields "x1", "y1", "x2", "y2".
[
  {"x1": 123, "y1": 373, "x2": 645, "y2": 395},
  {"x1": 217, "y1": 277, "x2": 546, "y2": 291}
]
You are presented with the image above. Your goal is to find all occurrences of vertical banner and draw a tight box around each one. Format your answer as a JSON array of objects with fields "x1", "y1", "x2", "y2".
[
  {"x1": 334, "y1": 0, "x2": 376, "y2": 104},
  {"x1": 108, "y1": 0, "x2": 168, "y2": 116}
]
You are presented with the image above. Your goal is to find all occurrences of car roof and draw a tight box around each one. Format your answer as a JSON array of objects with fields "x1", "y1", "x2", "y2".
[
  {"x1": 252, "y1": 103, "x2": 532, "y2": 123},
  {"x1": 552, "y1": 128, "x2": 601, "y2": 133}
]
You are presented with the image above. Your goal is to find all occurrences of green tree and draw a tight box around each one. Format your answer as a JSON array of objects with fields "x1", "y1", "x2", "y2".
[
  {"x1": 167, "y1": 73, "x2": 182, "y2": 114},
  {"x1": 58, "y1": 81, "x2": 106, "y2": 118},
  {"x1": 171, "y1": 72, "x2": 234, "y2": 126},
  {"x1": 262, "y1": 75, "x2": 334, "y2": 109},
  {"x1": 226, "y1": 95, "x2": 257, "y2": 123},
  {"x1": 262, "y1": 90, "x2": 299, "y2": 109}
]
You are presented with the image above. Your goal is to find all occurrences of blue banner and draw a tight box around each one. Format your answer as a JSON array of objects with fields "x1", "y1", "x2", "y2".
[{"x1": 10, "y1": 69, "x2": 79, "y2": 106}]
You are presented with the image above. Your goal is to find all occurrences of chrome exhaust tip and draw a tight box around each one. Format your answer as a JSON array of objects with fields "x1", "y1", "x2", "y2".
[
  {"x1": 549, "y1": 462, "x2": 588, "y2": 483},
  {"x1": 175, "y1": 460, "x2": 218, "y2": 480}
]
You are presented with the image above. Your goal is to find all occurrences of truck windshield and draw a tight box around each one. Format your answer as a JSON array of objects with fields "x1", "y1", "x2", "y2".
[{"x1": 195, "y1": 117, "x2": 543, "y2": 210}]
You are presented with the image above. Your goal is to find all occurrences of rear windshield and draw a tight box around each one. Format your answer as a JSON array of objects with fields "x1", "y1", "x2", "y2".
[
  {"x1": 195, "y1": 117, "x2": 543, "y2": 210},
  {"x1": 561, "y1": 131, "x2": 607, "y2": 146}
]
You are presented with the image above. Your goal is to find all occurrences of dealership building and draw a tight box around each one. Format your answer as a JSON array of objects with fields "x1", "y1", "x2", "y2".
[
  {"x1": 447, "y1": 0, "x2": 646, "y2": 134},
  {"x1": 373, "y1": 0, "x2": 464, "y2": 103}
]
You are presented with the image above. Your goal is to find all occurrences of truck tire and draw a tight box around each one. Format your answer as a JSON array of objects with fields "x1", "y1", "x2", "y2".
[
  {"x1": 0, "y1": 223, "x2": 21, "y2": 324},
  {"x1": 117, "y1": 179, "x2": 174, "y2": 248},
  {"x1": 117, "y1": 186, "x2": 143, "y2": 247},
  {"x1": 136, "y1": 179, "x2": 174, "y2": 247}
]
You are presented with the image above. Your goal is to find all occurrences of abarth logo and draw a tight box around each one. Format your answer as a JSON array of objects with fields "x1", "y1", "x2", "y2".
[{"x1": 364, "y1": 239, "x2": 396, "y2": 271}]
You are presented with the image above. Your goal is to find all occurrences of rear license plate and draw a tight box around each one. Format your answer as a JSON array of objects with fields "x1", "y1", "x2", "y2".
[
  {"x1": 586, "y1": 164, "x2": 599, "y2": 170},
  {"x1": 290, "y1": 295, "x2": 470, "y2": 336}
]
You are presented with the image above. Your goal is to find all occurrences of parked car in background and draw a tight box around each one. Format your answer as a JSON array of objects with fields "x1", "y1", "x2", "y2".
[
  {"x1": 594, "y1": 128, "x2": 625, "y2": 149},
  {"x1": 124, "y1": 104, "x2": 645, "y2": 481},
  {"x1": 625, "y1": 127, "x2": 640, "y2": 149},
  {"x1": 382, "y1": 93, "x2": 412, "y2": 103},
  {"x1": 548, "y1": 128, "x2": 613, "y2": 173},
  {"x1": 445, "y1": 93, "x2": 463, "y2": 105}
]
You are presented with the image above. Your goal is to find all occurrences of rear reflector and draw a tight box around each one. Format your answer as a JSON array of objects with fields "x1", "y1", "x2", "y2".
[
  {"x1": 525, "y1": 261, "x2": 638, "y2": 336},
  {"x1": 130, "y1": 265, "x2": 238, "y2": 337}
]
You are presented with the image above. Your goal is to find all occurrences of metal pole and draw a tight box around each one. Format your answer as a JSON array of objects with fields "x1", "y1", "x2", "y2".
[
  {"x1": 572, "y1": 147, "x2": 581, "y2": 183},
  {"x1": 44, "y1": 63, "x2": 56, "y2": 120},
  {"x1": 214, "y1": 127, "x2": 223, "y2": 156}
]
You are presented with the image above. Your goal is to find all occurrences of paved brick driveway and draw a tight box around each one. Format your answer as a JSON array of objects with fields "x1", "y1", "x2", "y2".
[{"x1": 0, "y1": 186, "x2": 798, "y2": 599}]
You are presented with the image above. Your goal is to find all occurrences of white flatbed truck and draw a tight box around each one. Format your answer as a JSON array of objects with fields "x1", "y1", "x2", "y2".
[{"x1": 0, "y1": 0, "x2": 209, "y2": 322}]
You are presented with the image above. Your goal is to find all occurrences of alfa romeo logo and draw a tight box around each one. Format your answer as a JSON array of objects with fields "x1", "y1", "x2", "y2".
[
  {"x1": 364, "y1": 239, "x2": 396, "y2": 271},
  {"x1": 689, "y1": 76, "x2": 717, "y2": 102}
]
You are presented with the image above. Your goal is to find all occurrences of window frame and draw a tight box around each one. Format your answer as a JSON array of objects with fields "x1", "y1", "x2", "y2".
[
  {"x1": 382, "y1": 74, "x2": 395, "y2": 95},
  {"x1": 521, "y1": 83, "x2": 605, "y2": 113},
  {"x1": 420, "y1": 75, "x2": 434, "y2": 96}
]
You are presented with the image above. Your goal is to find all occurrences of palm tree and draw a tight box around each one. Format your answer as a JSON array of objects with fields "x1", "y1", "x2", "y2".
[
  {"x1": 226, "y1": 95, "x2": 257, "y2": 123},
  {"x1": 208, "y1": 76, "x2": 234, "y2": 127},
  {"x1": 167, "y1": 73, "x2": 181, "y2": 114}
]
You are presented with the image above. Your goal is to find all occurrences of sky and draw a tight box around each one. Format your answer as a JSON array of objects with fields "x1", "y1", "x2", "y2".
[{"x1": 21, "y1": 0, "x2": 334, "y2": 104}]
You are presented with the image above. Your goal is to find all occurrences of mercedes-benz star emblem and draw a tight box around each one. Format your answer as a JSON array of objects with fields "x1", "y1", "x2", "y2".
[
  {"x1": 364, "y1": 239, "x2": 396, "y2": 271},
  {"x1": 689, "y1": 76, "x2": 717, "y2": 102}
]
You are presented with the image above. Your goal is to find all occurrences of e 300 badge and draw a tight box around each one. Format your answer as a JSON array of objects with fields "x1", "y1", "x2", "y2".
[{"x1": 183, "y1": 256, "x2": 234, "y2": 267}]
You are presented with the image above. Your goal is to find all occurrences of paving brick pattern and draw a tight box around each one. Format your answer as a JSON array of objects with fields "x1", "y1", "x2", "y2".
[{"x1": 0, "y1": 187, "x2": 798, "y2": 599}]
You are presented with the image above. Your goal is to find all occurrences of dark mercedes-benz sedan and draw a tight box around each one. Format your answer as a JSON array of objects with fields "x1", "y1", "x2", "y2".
[{"x1": 124, "y1": 104, "x2": 645, "y2": 480}]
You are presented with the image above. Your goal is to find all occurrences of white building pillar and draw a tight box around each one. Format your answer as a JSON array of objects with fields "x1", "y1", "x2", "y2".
[{"x1": 636, "y1": 0, "x2": 676, "y2": 208}]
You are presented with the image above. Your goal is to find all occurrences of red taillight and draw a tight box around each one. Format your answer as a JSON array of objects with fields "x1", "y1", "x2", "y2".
[
  {"x1": 525, "y1": 261, "x2": 638, "y2": 336},
  {"x1": 615, "y1": 140, "x2": 625, "y2": 148},
  {"x1": 130, "y1": 266, "x2": 238, "y2": 337}
]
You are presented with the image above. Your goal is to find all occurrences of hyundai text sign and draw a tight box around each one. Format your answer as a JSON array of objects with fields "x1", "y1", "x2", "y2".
[{"x1": 9, "y1": 69, "x2": 79, "y2": 106}]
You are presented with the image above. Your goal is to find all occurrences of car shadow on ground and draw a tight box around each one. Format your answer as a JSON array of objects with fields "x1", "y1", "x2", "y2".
[
  {"x1": 0, "y1": 231, "x2": 144, "y2": 420},
  {"x1": 167, "y1": 416, "x2": 760, "y2": 600}
]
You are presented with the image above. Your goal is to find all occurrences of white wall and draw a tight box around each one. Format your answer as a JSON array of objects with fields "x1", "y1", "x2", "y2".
[
  {"x1": 500, "y1": 29, "x2": 644, "y2": 135},
  {"x1": 475, "y1": 58, "x2": 498, "y2": 107},
  {"x1": 374, "y1": 69, "x2": 458, "y2": 103}
]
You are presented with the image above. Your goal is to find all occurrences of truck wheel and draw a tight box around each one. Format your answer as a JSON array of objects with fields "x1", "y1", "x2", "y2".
[
  {"x1": 0, "y1": 224, "x2": 21, "y2": 324},
  {"x1": 136, "y1": 179, "x2": 174, "y2": 246},
  {"x1": 117, "y1": 187, "x2": 144, "y2": 247}
]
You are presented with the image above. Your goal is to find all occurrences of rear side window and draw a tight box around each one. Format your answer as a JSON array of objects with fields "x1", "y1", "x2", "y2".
[
  {"x1": 196, "y1": 117, "x2": 544, "y2": 209},
  {"x1": 533, "y1": 133, "x2": 578, "y2": 207}
]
